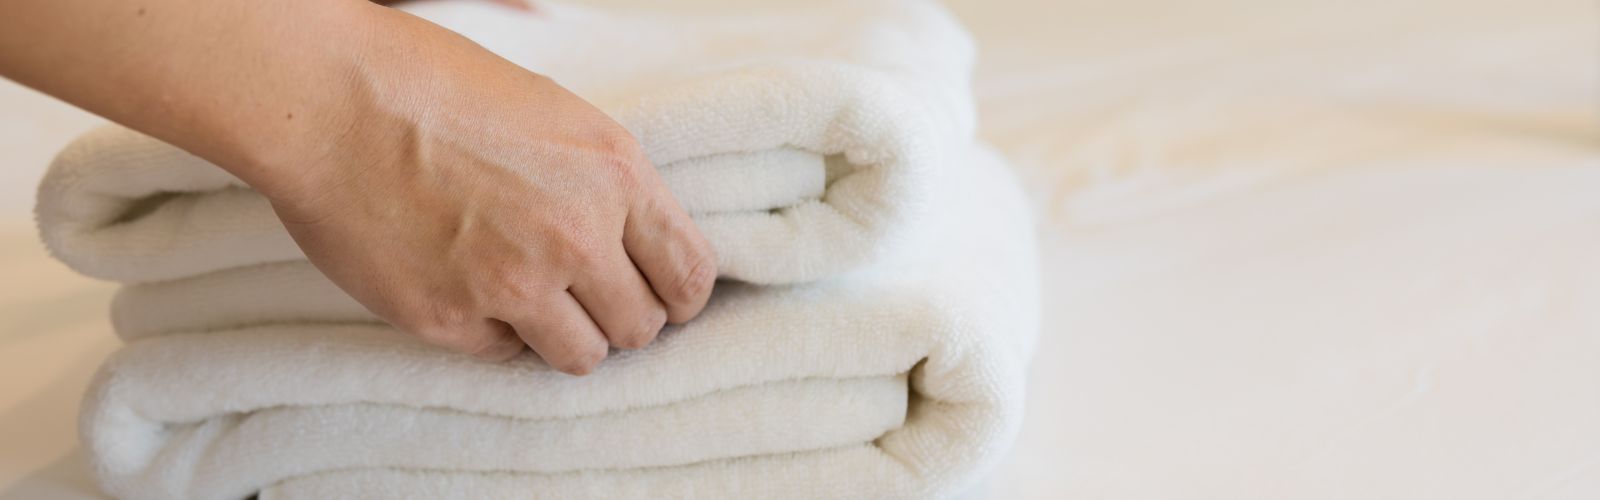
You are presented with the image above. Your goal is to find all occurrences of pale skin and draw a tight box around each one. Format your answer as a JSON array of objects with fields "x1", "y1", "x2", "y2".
[{"x1": 0, "y1": 0, "x2": 718, "y2": 375}]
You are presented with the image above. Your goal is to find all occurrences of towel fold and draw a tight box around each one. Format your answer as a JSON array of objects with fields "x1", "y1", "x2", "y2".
[
  {"x1": 39, "y1": 2, "x2": 1038, "y2": 498},
  {"x1": 79, "y1": 145, "x2": 1038, "y2": 499},
  {"x1": 35, "y1": 0, "x2": 976, "y2": 285}
]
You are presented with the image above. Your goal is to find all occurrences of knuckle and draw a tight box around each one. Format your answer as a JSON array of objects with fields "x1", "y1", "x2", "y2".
[
  {"x1": 559, "y1": 234, "x2": 608, "y2": 270},
  {"x1": 589, "y1": 130, "x2": 647, "y2": 186},
  {"x1": 666, "y1": 249, "x2": 716, "y2": 305},
  {"x1": 554, "y1": 346, "x2": 606, "y2": 376},
  {"x1": 612, "y1": 307, "x2": 666, "y2": 350}
]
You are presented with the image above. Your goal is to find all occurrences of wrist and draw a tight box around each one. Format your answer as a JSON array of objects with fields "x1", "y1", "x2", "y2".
[
  {"x1": 251, "y1": 6, "x2": 541, "y2": 215},
  {"x1": 219, "y1": 0, "x2": 400, "y2": 205}
]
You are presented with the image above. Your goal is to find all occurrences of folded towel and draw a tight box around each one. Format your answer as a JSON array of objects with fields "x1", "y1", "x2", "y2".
[
  {"x1": 35, "y1": 0, "x2": 976, "y2": 285},
  {"x1": 78, "y1": 145, "x2": 1038, "y2": 499}
]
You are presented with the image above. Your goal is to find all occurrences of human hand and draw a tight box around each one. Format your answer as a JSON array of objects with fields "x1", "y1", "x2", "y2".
[{"x1": 262, "y1": 6, "x2": 716, "y2": 374}]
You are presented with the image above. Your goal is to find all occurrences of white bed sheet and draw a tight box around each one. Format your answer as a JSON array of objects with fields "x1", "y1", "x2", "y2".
[{"x1": 3, "y1": 0, "x2": 1597, "y2": 498}]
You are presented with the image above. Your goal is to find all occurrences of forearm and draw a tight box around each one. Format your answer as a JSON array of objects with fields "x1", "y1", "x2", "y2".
[{"x1": 0, "y1": 0, "x2": 386, "y2": 197}]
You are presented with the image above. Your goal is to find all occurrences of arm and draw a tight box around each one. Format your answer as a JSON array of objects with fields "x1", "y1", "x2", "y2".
[{"x1": 0, "y1": 0, "x2": 716, "y2": 374}]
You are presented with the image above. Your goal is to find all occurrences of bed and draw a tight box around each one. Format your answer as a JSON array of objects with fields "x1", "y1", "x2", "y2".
[{"x1": 2, "y1": 0, "x2": 1596, "y2": 497}]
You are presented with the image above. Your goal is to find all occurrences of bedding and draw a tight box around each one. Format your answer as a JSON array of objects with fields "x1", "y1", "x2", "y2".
[
  {"x1": 3, "y1": 0, "x2": 1597, "y2": 498},
  {"x1": 74, "y1": 146, "x2": 1036, "y2": 500}
]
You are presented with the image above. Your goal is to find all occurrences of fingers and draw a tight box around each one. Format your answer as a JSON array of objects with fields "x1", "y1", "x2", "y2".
[
  {"x1": 500, "y1": 292, "x2": 611, "y2": 375},
  {"x1": 412, "y1": 318, "x2": 526, "y2": 362},
  {"x1": 569, "y1": 248, "x2": 669, "y2": 350},
  {"x1": 623, "y1": 176, "x2": 718, "y2": 324}
]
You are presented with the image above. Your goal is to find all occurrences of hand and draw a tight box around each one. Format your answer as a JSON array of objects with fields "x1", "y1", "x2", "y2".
[
  {"x1": 266, "y1": 7, "x2": 716, "y2": 374},
  {"x1": 0, "y1": 0, "x2": 700, "y2": 374}
]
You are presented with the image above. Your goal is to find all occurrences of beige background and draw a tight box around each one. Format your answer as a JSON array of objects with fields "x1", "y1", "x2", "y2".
[{"x1": 3, "y1": 0, "x2": 1599, "y2": 498}]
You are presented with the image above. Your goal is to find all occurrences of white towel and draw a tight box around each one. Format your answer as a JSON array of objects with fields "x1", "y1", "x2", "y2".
[
  {"x1": 34, "y1": 0, "x2": 976, "y2": 285},
  {"x1": 78, "y1": 145, "x2": 1038, "y2": 499}
]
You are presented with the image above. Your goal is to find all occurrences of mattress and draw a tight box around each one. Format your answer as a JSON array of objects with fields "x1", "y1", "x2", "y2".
[{"x1": 2, "y1": 0, "x2": 1596, "y2": 498}]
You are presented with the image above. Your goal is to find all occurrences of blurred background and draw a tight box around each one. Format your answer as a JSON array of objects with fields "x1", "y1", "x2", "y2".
[{"x1": 3, "y1": 0, "x2": 1597, "y2": 498}]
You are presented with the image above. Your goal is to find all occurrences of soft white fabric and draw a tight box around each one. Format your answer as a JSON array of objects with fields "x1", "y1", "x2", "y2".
[
  {"x1": 34, "y1": 0, "x2": 976, "y2": 285},
  {"x1": 77, "y1": 145, "x2": 1038, "y2": 500},
  {"x1": 6, "y1": 0, "x2": 1598, "y2": 498},
  {"x1": 38, "y1": 2, "x2": 1037, "y2": 498}
]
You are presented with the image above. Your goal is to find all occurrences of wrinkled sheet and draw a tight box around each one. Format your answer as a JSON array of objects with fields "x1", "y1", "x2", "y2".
[{"x1": 3, "y1": 0, "x2": 1597, "y2": 498}]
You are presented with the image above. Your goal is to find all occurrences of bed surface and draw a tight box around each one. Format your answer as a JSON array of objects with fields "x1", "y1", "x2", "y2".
[{"x1": 3, "y1": 0, "x2": 1597, "y2": 498}]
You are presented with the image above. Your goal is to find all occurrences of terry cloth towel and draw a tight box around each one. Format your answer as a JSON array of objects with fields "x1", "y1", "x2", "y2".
[
  {"x1": 32, "y1": 0, "x2": 975, "y2": 286},
  {"x1": 75, "y1": 145, "x2": 1039, "y2": 500}
]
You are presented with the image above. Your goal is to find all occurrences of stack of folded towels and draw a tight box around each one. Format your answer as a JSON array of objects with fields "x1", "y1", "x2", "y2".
[{"x1": 34, "y1": 1, "x2": 1039, "y2": 498}]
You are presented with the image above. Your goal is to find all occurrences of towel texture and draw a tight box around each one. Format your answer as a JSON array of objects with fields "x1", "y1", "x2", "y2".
[
  {"x1": 34, "y1": 0, "x2": 976, "y2": 285},
  {"x1": 38, "y1": 2, "x2": 1038, "y2": 499},
  {"x1": 79, "y1": 145, "x2": 1037, "y2": 499}
]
